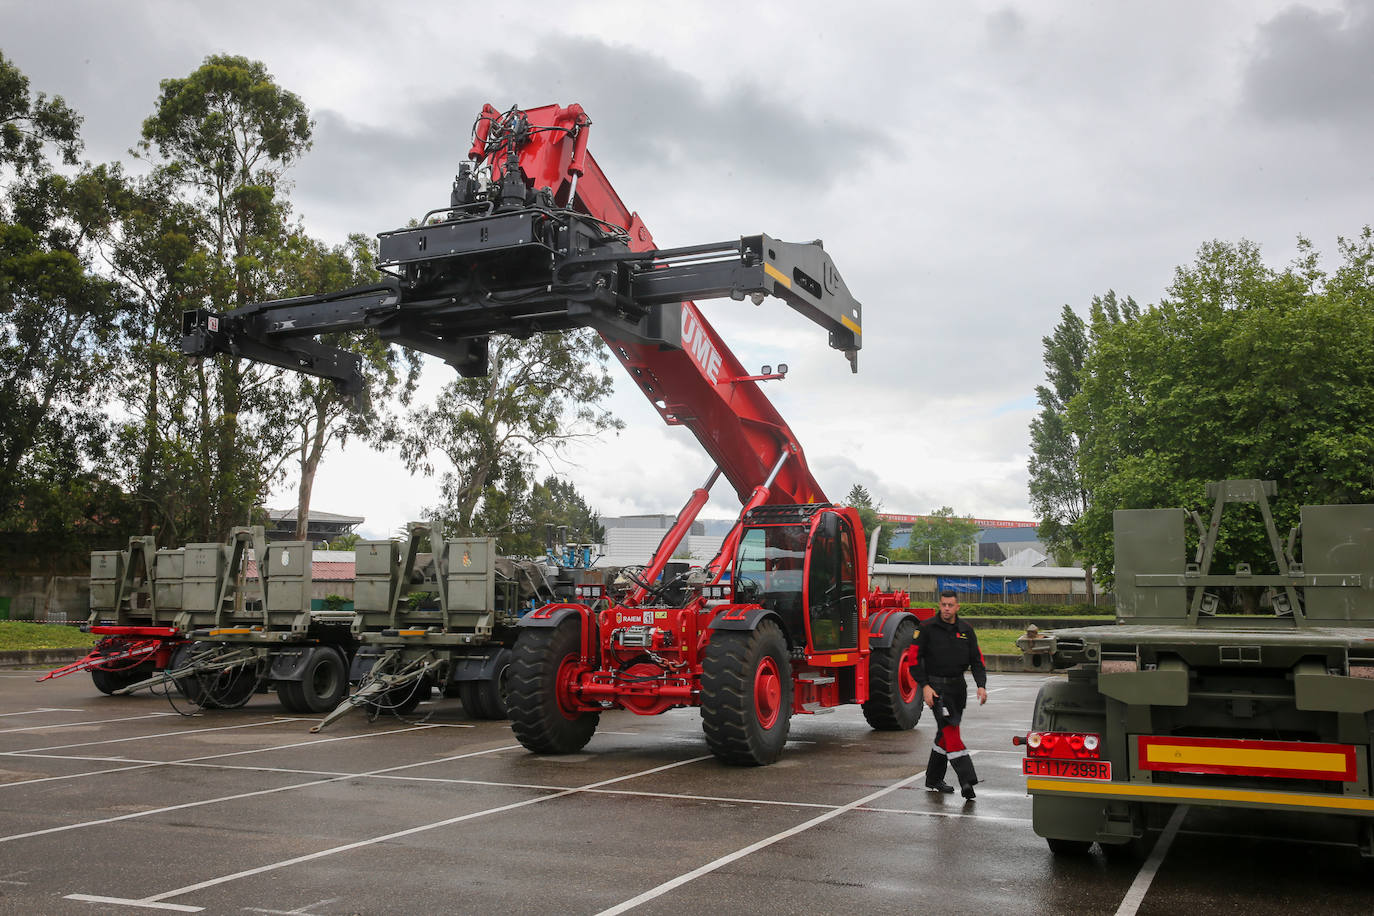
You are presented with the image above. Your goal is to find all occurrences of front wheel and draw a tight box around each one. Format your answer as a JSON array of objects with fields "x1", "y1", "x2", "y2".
[
  {"x1": 90, "y1": 660, "x2": 155, "y2": 696},
  {"x1": 861, "y1": 618, "x2": 923, "y2": 731},
  {"x1": 508, "y1": 621, "x2": 599, "y2": 753},
  {"x1": 701, "y1": 619, "x2": 793, "y2": 766}
]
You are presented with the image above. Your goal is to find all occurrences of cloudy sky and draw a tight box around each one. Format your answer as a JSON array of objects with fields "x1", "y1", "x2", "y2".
[{"x1": 5, "y1": 1, "x2": 1372, "y2": 539}]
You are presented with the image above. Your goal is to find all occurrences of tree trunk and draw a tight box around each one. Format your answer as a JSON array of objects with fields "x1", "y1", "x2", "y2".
[{"x1": 294, "y1": 403, "x2": 328, "y2": 542}]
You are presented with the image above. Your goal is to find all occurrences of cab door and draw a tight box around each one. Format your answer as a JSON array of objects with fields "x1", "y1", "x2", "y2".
[{"x1": 804, "y1": 511, "x2": 859, "y2": 651}]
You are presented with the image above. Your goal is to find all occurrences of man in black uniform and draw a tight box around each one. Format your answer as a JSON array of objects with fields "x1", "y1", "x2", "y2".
[{"x1": 916, "y1": 589, "x2": 988, "y2": 800}]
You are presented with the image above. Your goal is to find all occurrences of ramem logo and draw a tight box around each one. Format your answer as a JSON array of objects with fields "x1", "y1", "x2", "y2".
[{"x1": 681, "y1": 305, "x2": 723, "y2": 384}]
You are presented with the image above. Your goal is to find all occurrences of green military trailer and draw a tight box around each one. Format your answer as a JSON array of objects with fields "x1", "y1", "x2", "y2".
[
  {"x1": 117, "y1": 526, "x2": 357, "y2": 711},
  {"x1": 311, "y1": 523, "x2": 611, "y2": 732},
  {"x1": 1018, "y1": 480, "x2": 1374, "y2": 857}
]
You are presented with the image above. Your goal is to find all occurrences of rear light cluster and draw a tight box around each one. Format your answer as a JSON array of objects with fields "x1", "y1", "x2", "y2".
[
  {"x1": 1024, "y1": 731, "x2": 1101, "y2": 759},
  {"x1": 701, "y1": 584, "x2": 731, "y2": 600},
  {"x1": 574, "y1": 584, "x2": 605, "y2": 600}
]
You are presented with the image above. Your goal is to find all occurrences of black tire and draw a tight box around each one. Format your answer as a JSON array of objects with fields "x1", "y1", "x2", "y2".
[
  {"x1": 1046, "y1": 837, "x2": 1093, "y2": 856},
  {"x1": 276, "y1": 680, "x2": 308, "y2": 713},
  {"x1": 200, "y1": 664, "x2": 258, "y2": 709},
  {"x1": 861, "y1": 618, "x2": 924, "y2": 731},
  {"x1": 1099, "y1": 834, "x2": 1149, "y2": 863},
  {"x1": 457, "y1": 679, "x2": 484, "y2": 717},
  {"x1": 293, "y1": 649, "x2": 348, "y2": 714},
  {"x1": 169, "y1": 643, "x2": 210, "y2": 705},
  {"x1": 508, "y1": 621, "x2": 600, "y2": 753},
  {"x1": 90, "y1": 660, "x2": 155, "y2": 696},
  {"x1": 365, "y1": 676, "x2": 431, "y2": 717},
  {"x1": 701, "y1": 619, "x2": 793, "y2": 766},
  {"x1": 476, "y1": 654, "x2": 511, "y2": 720}
]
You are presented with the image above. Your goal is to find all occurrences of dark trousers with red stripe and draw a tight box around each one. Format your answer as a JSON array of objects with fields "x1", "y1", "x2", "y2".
[{"x1": 926, "y1": 676, "x2": 978, "y2": 789}]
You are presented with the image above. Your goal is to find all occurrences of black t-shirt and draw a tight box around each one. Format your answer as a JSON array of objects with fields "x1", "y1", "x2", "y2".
[{"x1": 915, "y1": 615, "x2": 987, "y2": 689}]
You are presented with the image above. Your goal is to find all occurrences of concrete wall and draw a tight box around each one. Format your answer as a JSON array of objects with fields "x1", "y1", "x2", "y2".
[{"x1": 0, "y1": 576, "x2": 90, "y2": 622}]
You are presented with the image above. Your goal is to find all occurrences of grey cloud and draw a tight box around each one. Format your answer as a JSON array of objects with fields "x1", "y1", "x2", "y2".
[
  {"x1": 466, "y1": 34, "x2": 895, "y2": 188},
  {"x1": 1241, "y1": 1, "x2": 1374, "y2": 127}
]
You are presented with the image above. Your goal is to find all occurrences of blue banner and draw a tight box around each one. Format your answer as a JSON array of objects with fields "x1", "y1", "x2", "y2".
[{"x1": 938, "y1": 576, "x2": 1028, "y2": 595}]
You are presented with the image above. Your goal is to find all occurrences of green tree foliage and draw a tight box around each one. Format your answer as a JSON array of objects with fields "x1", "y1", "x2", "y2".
[
  {"x1": 1069, "y1": 233, "x2": 1374, "y2": 586},
  {"x1": 400, "y1": 330, "x2": 622, "y2": 540},
  {"x1": 1026, "y1": 298, "x2": 1135, "y2": 595},
  {"x1": 841, "y1": 483, "x2": 893, "y2": 559},
  {"x1": 0, "y1": 53, "x2": 131, "y2": 570},
  {"x1": 495, "y1": 475, "x2": 606, "y2": 558},
  {"x1": 135, "y1": 54, "x2": 314, "y2": 539},
  {"x1": 892, "y1": 507, "x2": 980, "y2": 565}
]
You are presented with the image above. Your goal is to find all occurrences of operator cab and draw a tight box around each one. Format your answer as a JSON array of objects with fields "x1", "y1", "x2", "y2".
[{"x1": 734, "y1": 504, "x2": 859, "y2": 652}]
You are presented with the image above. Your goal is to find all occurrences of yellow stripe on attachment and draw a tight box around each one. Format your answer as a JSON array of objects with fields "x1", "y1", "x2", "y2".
[
  {"x1": 1143, "y1": 741, "x2": 1349, "y2": 775},
  {"x1": 397, "y1": 629, "x2": 427, "y2": 636},
  {"x1": 840, "y1": 314, "x2": 861, "y2": 335},
  {"x1": 209, "y1": 628, "x2": 252, "y2": 636},
  {"x1": 1026, "y1": 778, "x2": 1374, "y2": 813},
  {"x1": 763, "y1": 262, "x2": 791, "y2": 288}
]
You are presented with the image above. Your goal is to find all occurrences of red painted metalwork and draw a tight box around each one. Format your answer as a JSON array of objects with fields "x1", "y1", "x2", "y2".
[
  {"x1": 469, "y1": 103, "x2": 826, "y2": 513},
  {"x1": 754, "y1": 656, "x2": 783, "y2": 728},
  {"x1": 474, "y1": 104, "x2": 917, "y2": 730}
]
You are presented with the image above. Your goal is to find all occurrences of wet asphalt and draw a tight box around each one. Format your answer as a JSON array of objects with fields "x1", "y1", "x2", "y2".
[{"x1": 0, "y1": 669, "x2": 1370, "y2": 915}]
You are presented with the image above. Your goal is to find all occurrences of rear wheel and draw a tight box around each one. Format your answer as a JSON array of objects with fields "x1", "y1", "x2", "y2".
[
  {"x1": 701, "y1": 620, "x2": 793, "y2": 766},
  {"x1": 861, "y1": 618, "x2": 923, "y2": 731},
  {"x1": 1047, "y1": 837, "x2": 1093, "y2": 856},
  {"x1": 508, "y1": 621, "x2": 599, "y2": 753},
  {"x1": 293, "y1": 649, "x2": 348, "y2": 714}
]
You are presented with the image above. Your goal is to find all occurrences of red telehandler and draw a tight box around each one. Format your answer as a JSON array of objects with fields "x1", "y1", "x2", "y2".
[{"x1": 182, "y1": 103, "x2": 925, "y2": 764}]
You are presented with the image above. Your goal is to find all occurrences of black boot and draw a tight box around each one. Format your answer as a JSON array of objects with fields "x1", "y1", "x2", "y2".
[
  {"x1": 951, "y1": 753, "x2": 979, "y2": 800},
  {"x1": 925, "y1": 749, "x2": 953, "y2": 792}
]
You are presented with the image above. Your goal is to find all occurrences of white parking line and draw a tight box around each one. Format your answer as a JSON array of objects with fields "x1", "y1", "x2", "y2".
[
  {"x1": 0, "y1": 721, "x2": 431, "y2": 788},
  {"x1": 0, "y1": 712, "x2": 175, "y2": 734},
  {"x1": 596, "y1": 768, "x2": 930, "y2": 915},
  {"x1": 2, "y1": 716, "x2": 313, "y2": 756},
  {"x1": 66, "y1": 754, "x2": 713, "y2": 911},
  {"x1": 1114, "y1": 805, "x2": 1188, "y2": 916},
  {"x1": 3, "y1": 741, "x2": 518, "y2": 845},
  {"x1": 0, "y1": 707, "x2": 84, "y2": 718}
]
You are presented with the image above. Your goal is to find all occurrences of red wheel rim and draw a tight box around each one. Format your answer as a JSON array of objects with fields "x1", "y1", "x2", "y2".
[
  {"x1": 554, "y1": 654, "x2": 582, "y2": 720},
  {"x1": 754, "y1": 656, "x2": 782, "y2": 729},
  {"x1": 898, "y1": 644, "x2": 920, "y2": 703}
]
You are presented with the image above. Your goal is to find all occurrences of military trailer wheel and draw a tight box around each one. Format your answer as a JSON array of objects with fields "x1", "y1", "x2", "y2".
[
  {"x1": 367, "y1": 676, "x2": 431, "y2": 716},
  {"x1": 860, "y1": 617, "x2": 923, "y2": 731},
  {"x1": 201, "y1": 664, "x2": 258, "y2": 709},
  {"x1": 276, "y1": 680, "x2": 308, "y2": 713},
  {"x1": 508, "y1": 620, "x2": 600, "y2": 753},
  {"x1": 293, "y1": 648, "x2": 348, "y2": 714},
  {"x1": 701, "y1": 619, "x2": 793, "y2": 766},
  {"x1": 479, "y1": 650, "x2": 512, "y2": 719},
  {"x1": 90, "y1": 661, "x2": 155, "y2": 696},
  {"x1": 1046, "y1": 837, "x2": 1093, "y2": 856},
  {"x1": 169, "y1": 643, "x2": 210, "y2": 705}
]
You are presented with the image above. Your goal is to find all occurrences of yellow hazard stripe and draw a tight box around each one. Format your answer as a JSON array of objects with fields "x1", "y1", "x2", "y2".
[
  {"x1": 1026, "y1": 778, "x2": 1374, "y2": 813},
  {"x1": 1143, "y1": 742, "x2": 1349, "y2": 775},
  {"x1": 397, "y1": 629, "x2": 427, "y2": 636},
  {"x1": 763, "y1": 262, "x2": 791, "y2": 289},
  {"x1": 840, "y1": 313, "x2": 861, "y2": 335},
  {"x1": 209, "y1": 628, "x2": 253, "y2": 636}
]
